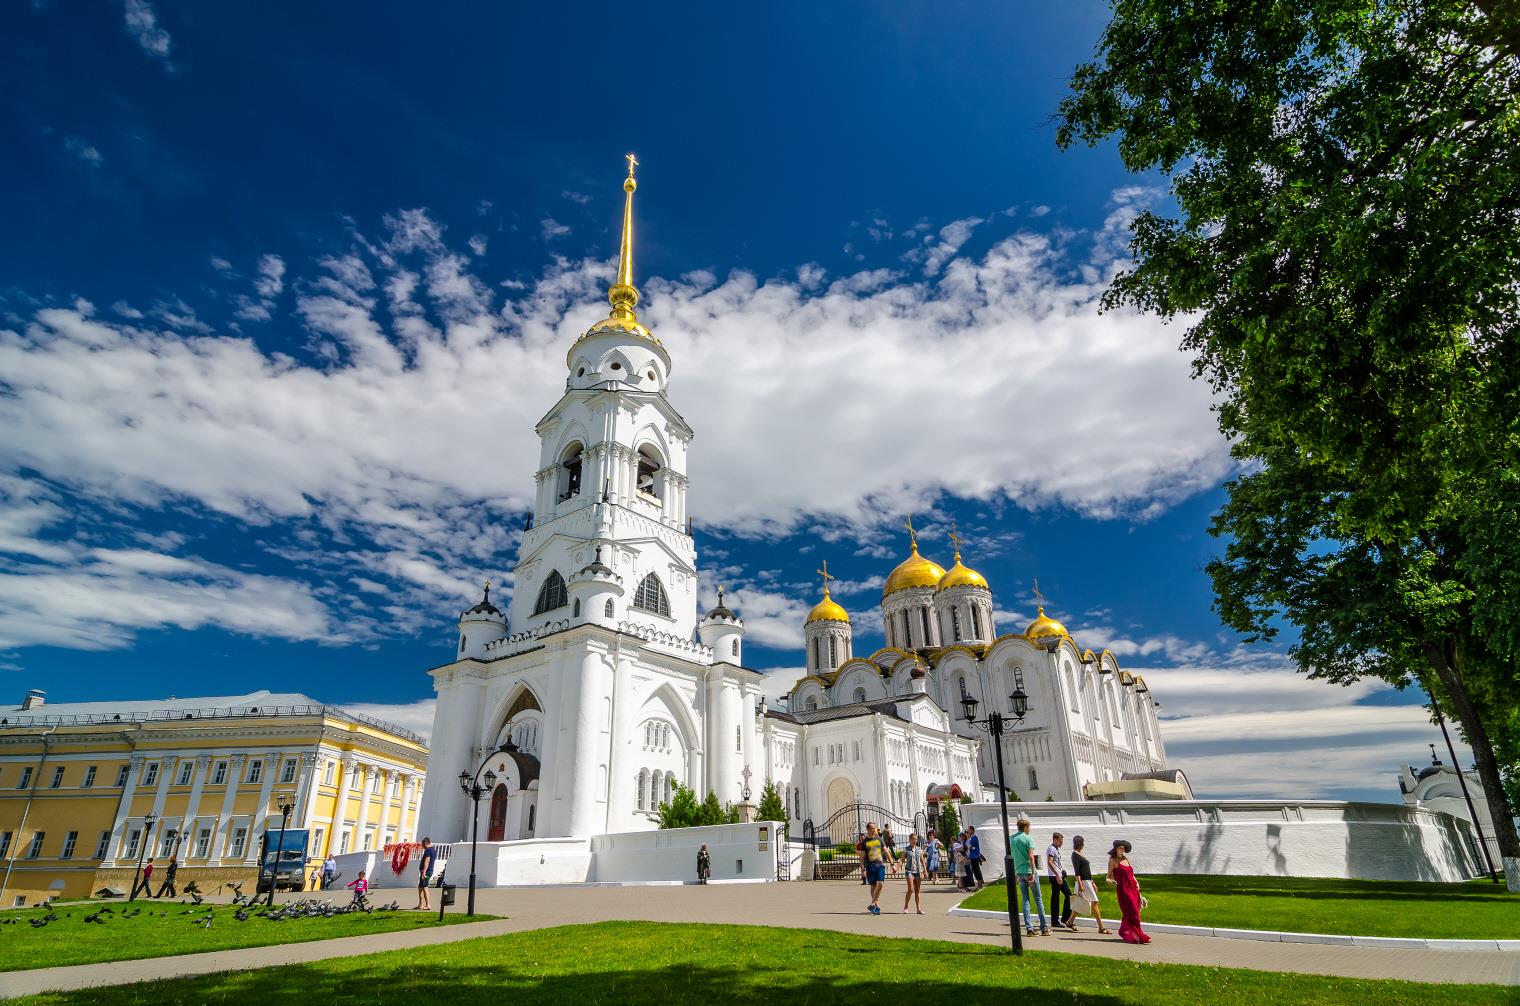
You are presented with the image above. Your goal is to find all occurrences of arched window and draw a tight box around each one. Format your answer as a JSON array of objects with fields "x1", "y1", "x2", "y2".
[
  {"x1": 665, "y1": 772, "x2": 675, "y2": 805},
  {"x1": 572, "y1": 598, "x2": 581, "y2": 618},
  {"x1": 812, "y1": 637, "x2": 821, "y2": 669},
  {"x1": 901, "y1": 610, "x2": 912, "y2": 646},
  {"x1": 921, "y1": 607, "x2": 932, "y2": 643},
  {"x1": 533, "y1": 571, "x2": 568, "y2": 614},
  {"x1": 853, "y1": 686, "x2": 866, "y2": 704},
  {"x1": 636, "y1": 446, "x2": 662, "y2": 502},
  {"x1": 950, "y1": 607, "x2": 962, "y2": 641},
  {"x1": 731, "y1": 638, "x2": 739, "y2": 657},
  {"x1": 828, "y1": 636, "x2": 837, "y2": 667},
  {"x1": 637, "y1": 769, "x2": 648, "y2": 810},
  {"x1": 1028, "y1": 765, "x2": 1039, "y2": 791},
  {"x1": 633, "y1": 573, "x2": 670, "y2": 616},
  {"x1": 971, "y1": 605, "x2": 983, "y2": 639},
  {"x1": 460, "y1": 636, "x2": 466, "y2": 653},
  {"x1": 559, "y1": 443, "x2": 584, "y2": 501},
  {"x1": 806, "y1": 697, "x2": 818, "y2": 711},
  {"x1": 605, "y1": 598, "x2": 615, "y2": 619}
]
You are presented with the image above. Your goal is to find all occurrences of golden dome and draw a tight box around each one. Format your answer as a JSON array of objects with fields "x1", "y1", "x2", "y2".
[
  {"x1": 883, "y1": 544, "x2": 946, "y2": 597},
  {"x1": 1024, "y1": 605, "x2": 1070, "y2": 642},
  {"x1": 937, "y1": 537, "x2": 989, "y2": 592},
  {"x1": 806, "y1": 590, "x2": 851, "y2": 624}
]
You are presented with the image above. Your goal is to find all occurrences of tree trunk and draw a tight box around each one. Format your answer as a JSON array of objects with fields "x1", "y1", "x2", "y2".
[{"x1": 1422, "y1": 642, "x2": 1520, "y2": 891}]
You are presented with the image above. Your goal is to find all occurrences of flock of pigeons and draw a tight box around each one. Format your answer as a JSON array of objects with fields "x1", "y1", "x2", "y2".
[{"x1": 5, "y1": 885, "x2": 405, "y2": 933}]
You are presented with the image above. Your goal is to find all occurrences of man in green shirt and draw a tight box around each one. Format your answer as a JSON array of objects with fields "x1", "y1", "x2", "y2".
[{"x1": 1010, "y1": 818, "x2": 1048, "y2": 936}]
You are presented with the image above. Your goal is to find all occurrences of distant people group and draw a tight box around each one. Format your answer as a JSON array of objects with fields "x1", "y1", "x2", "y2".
[{"x1": 843, "y1": 816, "x2": 1149, "y2": 943}]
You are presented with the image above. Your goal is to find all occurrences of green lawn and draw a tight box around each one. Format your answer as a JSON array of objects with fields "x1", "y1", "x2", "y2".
[
  {"x1": 0, "y1": 903, "x2": 484, "y2": 972},
  {"x1": 961, "y1": 874, "x2": 1520, "y2": 939},
  {"x1": 11, "y1": 921, "x2": 1506, "y2": 1006}
]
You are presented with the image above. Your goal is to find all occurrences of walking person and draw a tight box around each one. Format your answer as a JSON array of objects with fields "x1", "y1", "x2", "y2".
[
  {"x1": 154, "y1": 858, "x2": 178, "y2": 899},
  {"x1": 1108, "y1": 840, "x2": 1149, "y2": 944},
  {"x1": 965, "y1": 826, "x2": 985, "y2": 890},
  {"x1": 131, "y1": 858, "x2": 155, "y2": 900},
  {"x1": 950, "y1": 833, "x2": 965, "y2": 891},
  {"x1": 900, "y1": 833, "x2": 926, "y2": 914},
  {"x1": 959, "y1": 831, "x2": 976, "y2": 891},
  {"x1": 1010, "y1": 819, "x2": 1049, "y2": 937},
  {"x1": 882, "y1": 827, "x2": 897, "y2": 861},
  {"x1": 925, "y1": 833, "x2": 942, "y2": 884},
  {"x1": 860, "y1": 822, "x2": 895, "y2": 915},
  {"x1": 856, "y1": 831, "x2": 869, "y2": 886},
  {"x1": 346, "y1": 869, "x2": 370, "y2": 907},
  {"x1": 320, "y1": 853, "x2": 337, "y2": 891},
  {"x1": 1071, "y1": 835, "x2": 1113, "y2": 935},
  {"x1": 414, "y1": 838, "x2": 438, "y2": 910},
  {"x1": 1046, "y1": 833, "x2": 1075, "y2": 931},
  {"x1": 697, "y1": 843, "x2": 711, "y2": 885}
]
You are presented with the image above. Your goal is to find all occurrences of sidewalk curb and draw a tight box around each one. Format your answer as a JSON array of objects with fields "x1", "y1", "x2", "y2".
[{"x1": 946, "y1": 906, "x2": 1520, "y2": 952}]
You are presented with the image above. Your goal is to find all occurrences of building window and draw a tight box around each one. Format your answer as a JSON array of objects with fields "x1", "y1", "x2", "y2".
[
  {"x1": 115, "y1": 765, "x2": 130, "y2": 787},
  {"x1": 636, "y1": 446, "x2": 662, "y2": 500},
  {"x1": 59, "y1": 830, "x2": 78, "y2": 859},
  {"x1": 339, "y1": 831, "x2": 351, "y2": 855},
  {"x1": 282, "y1": 759, "x2": 298, "y2": 784},
  {"x1": 212, "y1": 761, "x2": 227, "y2": 785},
  {"x1": 632, "y1": 573, "x2": 671, "y2": 617},
  {"x1": 323, "y1": 761, "x2": 335, "y2": 786},
  {"x1": 828, "y1": 636, "x2": 837, "y2": 666},
  {"x1": 313, "y1": 828, "x2": 325, "y2": 855},
  {"x1": 559, "y1": 442, "x2": 584, "y2": 500},
  {"x1": 971, "y1": 606, "x2": 984, "y2": 639},
  {"x1": 227, "y1": 827, "x2": 244, "y2": 859},
  {"x1": 247, "y1": 760, "x2": 262, "y2": 784},
  {"x1": 533, "y1": 571, "x2": 568, "y2": 614},
  {"x1": 178, "y1": 761, "x2": 194, "y2": 786},
  {"x1": 17, "y1": 767, "x2": 32, "y2": 789},
  {"x1": 363, "y1": 829, "x2": 375, "y2": 851},
  {"x1": 852, "y1": 741, "x2": 861, "y2": 761},
  {"x1": 812, "y1": 637, "x2": 821, "y2": 669},
  {"x1": 604, "y1": 598, "x2": 615, "y2": 619},
  {"x1": 1028, "y1": 766, "x2": 1039, "y2": 791},
  {"x1": 124, "y1": 829, "x2": 141, "y2": 859},
  {"x1": 0, "y1": 833, "x2": 10, "y2": 859},
  {"x1": 731, "y1": 638, "x2": 739, "y2": 657},
  {"x1": 160, "y1": 831, "x2": 176, "y2": 856},
  {"x1": 806, "y1": 696, "x2": 818, "y2": 711},
  {"x1": 142, "y1": 762, "x2": 158, "y2": 786},
  {"x1": 26, "y1": 833, "x2": 45, "y2": 859},
  {"x1": 573, "y1": 597, "x2": 581, "y2": 618},
  {"x1": 902, "y1": 610, "x2": 912, "y2": 646},
  {"x1": 813, "y1": 747, "x2": 819, "y2": 765},
  {"x1": 82, "y1": 766, "x2": 97, "y2": 788},
  {"x1": 95, "y1": 831, "x2": 111, "y2": 859},
  {"x1": 736, "y1": 725, "x2": 742, "y2": 752},
  {"x1": 950, "y1": 607, "x2": 962, "y2": 641},
  {"x1": 50, "y1": 766, "x2": 64, "y2": 788},
  {"x1": 636, "y1": 770, "x2": 648, "y2": 811},
  {"x1": 853, "y1": 687, "x2": 866, "y2": 704}
]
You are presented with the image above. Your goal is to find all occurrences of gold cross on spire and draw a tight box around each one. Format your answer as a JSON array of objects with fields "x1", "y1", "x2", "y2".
[
  {"x1": 817, "y1": 560, "x2": 835, "y2": 595},
  {"x1": 904, "y1": 514, "x2": 918, "y2": 550},
  {"x1": 625, "y1": 152, "x2": 639, "y2": 176},
  {"x1": 717, "y1": 585, "x2": 725, "y2": 606},
  {"x1": 1033, "y1": 577, "x2": 1044, "y2": 612},
  {"x1": 608, "y1": 154, "x2": 641, "y2": 322},
  {"x1": 948, "y1": 520, "x2": 963, "y2": 560}
]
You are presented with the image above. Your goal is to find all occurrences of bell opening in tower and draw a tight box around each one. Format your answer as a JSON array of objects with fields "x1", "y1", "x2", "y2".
[
  {"x1": 636, "y1": 446, "x2": 661, "y2": 503},
  {"x1": 560, "y1": 442, "x2": 584, "y2": 502}
]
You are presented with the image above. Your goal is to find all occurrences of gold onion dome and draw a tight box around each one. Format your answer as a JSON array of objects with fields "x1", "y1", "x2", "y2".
[
  {"x1": 807, "y1": 590, "x2": 851, "y2": 625},
  {"x1": 937, "y1": 528, "x2": 989, "y2": 592},
  {"x1": 1024, "y1": 605, "x2": 1071, "y2": 642},
  {"x1": 882, "y1": 544, "x2": 946, "y2": 597}
]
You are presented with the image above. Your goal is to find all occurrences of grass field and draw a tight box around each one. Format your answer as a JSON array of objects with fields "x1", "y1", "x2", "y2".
[
  {"x1": 0, "y1": 902, "x2": 483, "y2": 972},
  {"x1": 960, "y1": 874, "x2": 1520, "y2": 939},
  {"x1": 11, "y1": 921, "x2": 1506, "y2": 1006}
]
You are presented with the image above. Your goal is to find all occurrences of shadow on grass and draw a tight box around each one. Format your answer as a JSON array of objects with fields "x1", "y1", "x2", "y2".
[{"x1": 42, "y1": 960, "x2": 1133, "y2": 1006}]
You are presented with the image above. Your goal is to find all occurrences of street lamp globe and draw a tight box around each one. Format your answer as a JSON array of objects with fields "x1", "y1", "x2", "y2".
[
  {"x1": 1010, "y1": 687, "x2": 1029, "y2": 720},
  {"x1": 483, "y1": 769, "x2": 498, "y2": 790},
  {"x1": 457, "y1": 771, "x2": 472, "y2": 794},
  {"x1": 959, "y1": 694, "x2": 979, "y2": 723}
]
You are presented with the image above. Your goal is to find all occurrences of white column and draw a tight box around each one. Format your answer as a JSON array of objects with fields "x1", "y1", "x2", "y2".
[
  {"x1": 178, "y1": 755, "x2": 213, "y2": 852},
  {"x1": 400, "y1": 775, "x2": 419, "y2": 842},
  {"x1": 328, "y1": 756, "x2": 355, "y2": 856},
  {"x1": 243, "y1": 751, "x2": 279, "y2": 865},
  {"x1": 295, "y1": 752, "x2": 321, "y2": 827},
  {"x1": 354, "y1": 764, "x2": 375, "y2": 849},
  {"x1": 208, "y1": 754, "x2": 246, "y2": 865},
  {"x1": 101, "y1": 754, "x2": 146, "y2": 867},
  {"x1": 149, "y1": 755, "x2": 177, "y2": 821},
  {"x1": 565, "y1": 648, "x2": 604, "y2": 837}
]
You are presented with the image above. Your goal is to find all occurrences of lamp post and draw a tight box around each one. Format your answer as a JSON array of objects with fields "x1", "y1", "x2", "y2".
[
  {"x1": 960, "y1": 686, "x2": 1030, "y2": 955},
  {"x1": 129, "y1": 813, "x2": 157, "y2": 902},
  {"x1": 458, "y1": 741, "x2": 516, "y2": 917},
  {"x1": 264, "y1": 793, "x2": 296, "y2": 907}
]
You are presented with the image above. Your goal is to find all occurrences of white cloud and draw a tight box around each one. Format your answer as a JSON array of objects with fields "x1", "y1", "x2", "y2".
[
  {"x1": 561, "y1": 191, "x2": 591, "y2": 205},
  {"x1": 0, "y1": 197, "x2": 1231, "y2": 648},
  {"x1": 915, "y1": 216, "x2": 984, "y2": 275},
  {"x1": 339, "y1": 699, "x2": 437, "y2": 742},
  {"x1": 64, "y1": 136, "x2": 103, "y2": 167},
  {"x1": 468, "y1": 234, "x2": 488, "y2": 256},
  {"x1": 540, "y1": 217, "x2": 571, "y2": 240},
  {"x1": 122, "y1": 0, "x2": 172, "y2": 62}
]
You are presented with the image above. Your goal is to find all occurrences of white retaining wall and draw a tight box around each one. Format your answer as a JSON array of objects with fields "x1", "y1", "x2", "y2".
[
  {"x1": 328, "y1": 821, "x2": 782, "y2": 888},
  {"x1": 961, "y1": 800, "x2": 1483, "y2": 882}
]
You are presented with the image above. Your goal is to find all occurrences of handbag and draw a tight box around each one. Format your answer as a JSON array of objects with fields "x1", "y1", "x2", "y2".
[
  {"x1": 1139, "y1": 895, "x2": 1149, "y2": 909},
  {"x1": 1071, "y1": 891, "x2": 1093, "y2": 916}
]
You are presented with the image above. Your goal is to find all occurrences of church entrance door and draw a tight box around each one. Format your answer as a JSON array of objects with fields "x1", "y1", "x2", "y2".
[
  {"x1": 487, "y1": 784, "x2": 509, "y2": 842},
  {"x1": 825, "y1": 777, "x2": 855, "y2": 823}
]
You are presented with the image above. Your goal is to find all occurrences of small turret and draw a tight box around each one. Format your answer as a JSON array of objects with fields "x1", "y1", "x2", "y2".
[
  {"x1": 567, "y1": 543, "x2": 625, "y2": 627},
  {"x1": 803, "y1": 561, "x2": 852, "y2": 675},
  {"x1": 698, "y1": 586, "x2": 745, "y2": 664},
  {"x1": 458, "y1": 579, "x2": 507, "y2": 660}
]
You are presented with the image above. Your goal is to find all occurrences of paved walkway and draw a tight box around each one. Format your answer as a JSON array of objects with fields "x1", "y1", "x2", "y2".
[{"x1": 3, "y1": 881, "x2": 1518, "y2": 998}]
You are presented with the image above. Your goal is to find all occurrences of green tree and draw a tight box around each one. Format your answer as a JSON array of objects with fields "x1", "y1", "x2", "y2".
[
  {"x1": 757, "y1": 780, "x2": 786, "y2": 824},
  {"x1": 936, "y1": 801, "x2": 960, "y2": 848},
  {"x1": 1059, "y1": 0, "x2": 1520, "y2": 885},
  {"x1": 697, "y1": 790, "x2": 726, "y2": 827},
  {"x1": 657, "y1": 782, "x2": 702, "y2": 830}
]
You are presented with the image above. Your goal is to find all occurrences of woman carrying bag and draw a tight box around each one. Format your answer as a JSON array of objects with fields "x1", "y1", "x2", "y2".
[
  {"x1": 1107, "y1": 839, "x2": 1150, "y2": 944},
  {"x1": 1069, "y1": 835, "x2": 1112, "y2": 935}
]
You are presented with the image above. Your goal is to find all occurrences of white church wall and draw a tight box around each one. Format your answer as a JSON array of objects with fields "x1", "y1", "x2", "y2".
[
  {"x1": 963, "y1": 800, "x2": 1484, "y2": 882},
  {"x1": 590, "y1": 821, "x2": 783, "y2": 883}
]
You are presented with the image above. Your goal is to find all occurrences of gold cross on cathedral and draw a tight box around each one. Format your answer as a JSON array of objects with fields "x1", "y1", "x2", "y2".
[
  {"x1": 904, "y1": 514, "x2": 918, "y2": 549},
  {"x1": 1033, "y1": 577, "x2": 1045, "y2": 609},
  {"x1": 625, "y1": 152, "x2": 639, "y2": 176},
  {"x1": 948, "y1": 520, "x2": 963, "y2": 557},
  {"x1": 817, "y1": 560, "x2": 835, "y2": 594}
]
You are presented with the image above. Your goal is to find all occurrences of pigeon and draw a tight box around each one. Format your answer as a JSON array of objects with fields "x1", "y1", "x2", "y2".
[
  {"x1": 196, "y1": 914, "x2": 213, "y2": 929},
  {"x1": 234, "y1": 909, "x2": 250, "y2": 921}
]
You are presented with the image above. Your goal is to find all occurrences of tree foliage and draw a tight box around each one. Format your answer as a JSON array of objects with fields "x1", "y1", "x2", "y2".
[
  {"x1": 936, "y1": 801, "x2": 961, "y2": 848},
  {"x1": 1058, "y1": 0, "x2": 1520, "y2": 874},
  {"x1": 757, "y1": 780, "x2": 787, "y2": 825}
]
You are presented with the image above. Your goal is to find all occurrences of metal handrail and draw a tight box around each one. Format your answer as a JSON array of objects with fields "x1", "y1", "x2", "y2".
[{"x1": 0, "y1": 703, "x2": 425, "y2": 745}]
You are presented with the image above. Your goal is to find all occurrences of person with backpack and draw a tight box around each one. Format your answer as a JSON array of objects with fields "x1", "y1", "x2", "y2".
[{"x1": 965, "y1": 826, "x2": 985, "y2": 891}]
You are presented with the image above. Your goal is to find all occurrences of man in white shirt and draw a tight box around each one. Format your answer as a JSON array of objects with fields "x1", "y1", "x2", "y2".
[{"x1": 1047, "y1": 832, "x2": 1076, "y2": 931}]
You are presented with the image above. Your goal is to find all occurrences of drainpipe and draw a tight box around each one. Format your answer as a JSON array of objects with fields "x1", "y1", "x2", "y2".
[{"x1": 1, "y1": 725, "x2": 58, "y2": 904}]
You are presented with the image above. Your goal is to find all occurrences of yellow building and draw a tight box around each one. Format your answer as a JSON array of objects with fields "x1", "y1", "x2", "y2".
[{"x1": 0, "y1": 689, "x2": 428, "y2": 905}]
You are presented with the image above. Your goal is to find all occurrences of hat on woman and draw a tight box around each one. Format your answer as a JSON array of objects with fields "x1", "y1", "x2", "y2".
[{"x1": 1110, "y1": 839, "x2": 1132, "y2": 854}]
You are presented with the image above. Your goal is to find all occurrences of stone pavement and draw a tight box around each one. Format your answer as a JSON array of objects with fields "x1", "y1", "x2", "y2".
[{"x1": 3, "y1": 880, "x2": 1517, "y2": 998}]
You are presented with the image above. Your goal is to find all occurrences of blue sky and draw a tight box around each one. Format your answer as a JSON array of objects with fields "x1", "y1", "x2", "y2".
[{"x1": 0, "y1": 1, "x2": 1456, "y2": 801}]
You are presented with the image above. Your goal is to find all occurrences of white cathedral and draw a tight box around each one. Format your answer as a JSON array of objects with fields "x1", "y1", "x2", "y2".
[{"x1": 416, "y1": 158, "x2": 1184, "y2": 848}]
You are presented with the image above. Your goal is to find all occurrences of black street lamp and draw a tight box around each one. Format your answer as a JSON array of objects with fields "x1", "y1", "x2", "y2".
[
  {"x1": 458, "y1": 741, "x2": 516, "y2": 917},
  {"x1": 961, "y1": 686, "x2": 1031, "y2": 955},
  {"x1": 264, "y1": 793, "x2": 297, "y2": 907},
  {"x1": 128, "y1": 813, "x2": 158, "y2": 902}
]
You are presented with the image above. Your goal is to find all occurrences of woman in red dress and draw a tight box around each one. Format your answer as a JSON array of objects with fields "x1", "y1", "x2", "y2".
[{"x1": 1107, "y1": 840, "x2": 1149, "y2": 944}]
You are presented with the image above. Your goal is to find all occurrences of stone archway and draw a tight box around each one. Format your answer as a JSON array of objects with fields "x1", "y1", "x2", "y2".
[
  {"x1": 825, "y1": 776, "x2": 855, "y2": 823},
  {"x1": 487, "y1": 784, "x2": 509, "y2": 842}
]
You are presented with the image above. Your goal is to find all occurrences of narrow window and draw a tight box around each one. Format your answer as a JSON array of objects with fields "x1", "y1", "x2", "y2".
[
  {"x1": 1028, "y1": 766, "x2": 1039, "y2": 791},
  {"x1": 142, "y1": 763, "x2": 158, "y2": 786},
  {"x1": 0, "y1": 833, "x2": 10, "y2": 859},
  {"x1": 812, "y1": 637, "x2": 821, "y2": 669},
  {"x1": 26, "y1": 833, "x2": 45, "y2": 858},
  {"x1": 116, "y1": 764, "x2": 130, "y2": 787},
  {"x1": 560, "y1": 443, "x2": 584, "y2": 501},
  {"x1": 636, "y1": 446, "x2": 662, "y2": 501},
  {"x1": 282, "y1": 759, "x2": 297, "y2": 783},
  {"x1": 853, "y1": 687, "x2": 866, "y2": 704},
  {"x1": 828, "y1": 636, "x2": 837, "y2": 667},
  {"x1": 95, "y1": 831, "x2": 110, "y2": 859},
  {"x1": 533, "y1": 571, "x2": 569, "y2": 614},
  {"x1": 229, "y1": 827, "x2": 245, "y2": 858},
  {"x1": 246, "y1": 760, "x2": 262, "y2": 784},
  {"x1": 951, "y1": 607, "x2": 962, "y2": 641},
  {"x1": 731, "y1": 638, "x2": 739, "y2": 657},
  {"x1": 605, "y1": 598, "x2": 615, "y2": 619},
  {"x1": 50, "y1": 766, "x2": 64, "y2": 788},
  {"x1": 971, "y1": 605, "x2": 984, "y2": 639},
  {"x1": 573, "y1": 598, "x2": 581, "y2": 618},
  {"x1": 921, "y1": 607, "x2": 932, "y2": 643},
  {"x1": 61, "y1": 831, "x2": 77, "y2": 859},
  {"x1": 902, "y1": 610, "x2": 912, "y2": 646},
  {"x1": 212, "y1": 762, "x2": 227, "y2": 785}
]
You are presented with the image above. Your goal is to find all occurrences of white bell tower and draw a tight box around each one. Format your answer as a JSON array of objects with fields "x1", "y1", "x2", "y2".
[{"x1": 511, "y1": 155, "x2": 700, "y2": 641}]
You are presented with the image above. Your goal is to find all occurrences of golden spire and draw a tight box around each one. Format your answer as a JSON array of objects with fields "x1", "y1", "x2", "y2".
[
  {"x1": 817, "y1": 560, "x2": 836, "y2": 596},
  {"x1": 904, "y1": 514, "x2": 919, "y2": 552},
  {"x1": 607, "y1": 153, "x2": 640, "y2": 323}
]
